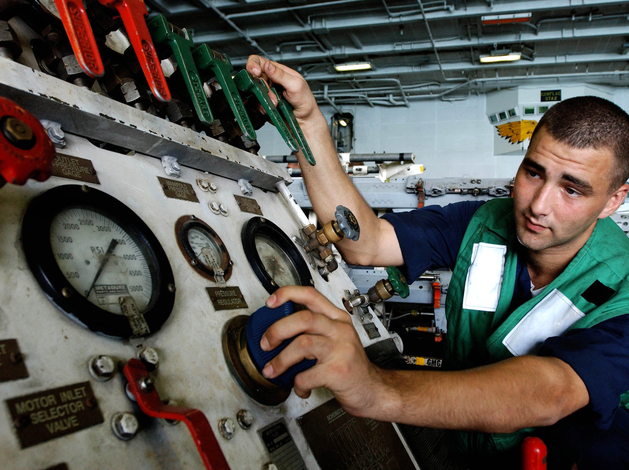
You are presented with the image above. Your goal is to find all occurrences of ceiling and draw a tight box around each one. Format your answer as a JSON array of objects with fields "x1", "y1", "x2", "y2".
[{"x1": 147, "y1": 0, "x2": 629, "y2": 108}]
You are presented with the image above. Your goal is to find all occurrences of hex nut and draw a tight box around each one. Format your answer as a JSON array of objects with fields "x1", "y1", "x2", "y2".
[
  {"x1": 111, "y1": 412, "x2": 139, "y2": 440},
  {"x1": 138, "y1": 347, "x2": 159, "y2": 370},
  {"x1": 89, "y1": 355, "x2": 116, "y2": 382},
  {"x1": 209, "y1": 202, "x2": 221, "y2": 215},
  {"x1": 218, "y1": 418, "x2": 236, "y2": 440},
  {"x1": 236, "y1": 410, "x2": 254, "y2": 429}
]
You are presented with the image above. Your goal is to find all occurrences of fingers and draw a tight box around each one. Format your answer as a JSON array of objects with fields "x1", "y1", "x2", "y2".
[{"x1": 267, "y1": 286, "x2": 350, "y2": 323}]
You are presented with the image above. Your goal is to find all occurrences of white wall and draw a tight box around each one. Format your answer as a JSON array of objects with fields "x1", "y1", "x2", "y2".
[{"x1": 256, "y1": 85, "x2": 629, "y2": 180}]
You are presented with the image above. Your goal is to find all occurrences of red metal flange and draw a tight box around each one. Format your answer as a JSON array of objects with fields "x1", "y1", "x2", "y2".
[
  {"x1": 521, "y1": 436, "x2": 548, "y2": 470},
  {"x1": 0, "y1": 97, "x2": 54, "y2": 187},
  {"x1": 123, "y1": 359, "x2": 230, "y2": 470}
]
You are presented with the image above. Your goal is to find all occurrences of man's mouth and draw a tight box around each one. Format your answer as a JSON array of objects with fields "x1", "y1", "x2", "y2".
[{"x1": 525, "y1": 217, "x2": 548, "y2": 233}]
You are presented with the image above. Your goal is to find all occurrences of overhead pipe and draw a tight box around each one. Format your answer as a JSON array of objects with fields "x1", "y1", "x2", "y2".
[{"x1": 196, "y1": 0, "x2": 271, "y2": 58}]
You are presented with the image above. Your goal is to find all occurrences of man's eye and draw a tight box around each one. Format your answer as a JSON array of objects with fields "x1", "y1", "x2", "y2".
[
  {"x1": 526, "y1": 169, "x2": 539, "y2": 178},
  {"x1": 566, "y1": 187, "x2": 581, "y2": 196}
]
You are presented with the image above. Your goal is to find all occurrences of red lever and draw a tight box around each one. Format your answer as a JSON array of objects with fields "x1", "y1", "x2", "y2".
[
  {"x1": 521, "y1": 436, "x2": 548, "y2": 470},
  {"x1": 54, "y1": 0, "x2": 104, "y2": 78},
  {"x1": 98, "y1": 0, "x2": 171, "y2": 102},
  {"x1": 432, "y1": 281, "x2": 441, "y2": 309},
  {"x1": 0, "y1": 97, "x2": 54, "y2": 188},
  {"x1": 123, "y1": 359, "x2": 230, "y2": 470}
]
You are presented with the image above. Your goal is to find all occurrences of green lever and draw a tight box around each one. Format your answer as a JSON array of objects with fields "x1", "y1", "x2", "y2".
[
  {"x1": 270, "y1": 88, "x2": 316, "y2": 166},
  {"x1": 147, "y1": 15, "x2": 214, "y2": 126},
  {"x1": 386, "y1": 266, "x2": 410, "y2": 299},
  {"x1": 192, "y1": 45, "x2": 256, "y2": 141},
  {"x1": 233, "y1": 70, "x2": 299, "y2": 153}
]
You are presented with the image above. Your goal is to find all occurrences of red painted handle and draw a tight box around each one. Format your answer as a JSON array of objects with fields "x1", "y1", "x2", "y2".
[
  {"x1": 521, "y1": 436, "x2": 548, "y2": 470},
  {"x1": 123, "y1": 359, "x2": 230, "y2": 470},
  {"x1": 98, "y1": 0, "x2": 171, "y2": 102},
  {"x1": 54, "y1": 0, "x2": 104, "y2": 78},
  {"x1": 0, "y1": 97, "x2": 54, "y2": 186}
]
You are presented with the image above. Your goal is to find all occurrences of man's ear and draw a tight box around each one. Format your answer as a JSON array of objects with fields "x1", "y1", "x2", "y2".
[{"x1": 599, "y1": 183, "x2": 629, "y2": 219}]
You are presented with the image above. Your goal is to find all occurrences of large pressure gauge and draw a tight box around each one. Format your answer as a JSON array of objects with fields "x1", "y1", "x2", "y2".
[
  {"x1": 241, "y1": 217, "x2": 313, "y2": 294},
  {"x1": 22, "y1": 185, "x2": 176, "y2": 339}
]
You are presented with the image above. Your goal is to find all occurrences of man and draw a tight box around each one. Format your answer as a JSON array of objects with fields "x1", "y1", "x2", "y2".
[{"x1": 246, "y1": 56, "x2": 629, "y2": 469}]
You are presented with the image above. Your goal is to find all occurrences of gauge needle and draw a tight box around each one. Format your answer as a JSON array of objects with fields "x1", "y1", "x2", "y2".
[{"x1": 86, "y1": 238, "x2": 118, "y2": 297}]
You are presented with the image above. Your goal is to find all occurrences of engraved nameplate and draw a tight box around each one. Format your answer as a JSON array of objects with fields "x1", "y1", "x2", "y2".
[
  {"x1": 206, "y1": 287, "x2": 248, "y2": 310},
  {"x1": 158, "y1": 177, "x2": 199, "y2": 203},
  {"x1": 6, "y1": 382, "x2": 104, "y2": 448},
  {"x1": 0, "y1": 339, "x2": 28, "y2": 383},
  {"x1": 51, "y1": 154, "x2": 100, "y2": 184},
  {"x1": 234, "y1": 195, "x2": 263, "y2": 215}
]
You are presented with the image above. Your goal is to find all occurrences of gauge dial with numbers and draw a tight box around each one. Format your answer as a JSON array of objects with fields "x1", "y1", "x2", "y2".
[
  {"x1": 175, "y1": 215, "x2": 232, "y2": 282},
  {"x1": 241, "y1": 217, "x2": 312, "y2": 294},
  {"x1": 22, "y1": 185, "x2": 175, "y2": 339}
]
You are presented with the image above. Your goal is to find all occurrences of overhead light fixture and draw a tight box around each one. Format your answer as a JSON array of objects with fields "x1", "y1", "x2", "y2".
[
  {"x1": 338, "y1": 119, "x2": 348, "y2": 127},
  {"x1": 480, "y1": 50, "x2": 521, "y2": 63},
  {"x1": 334, "y1": 62, "x2": 372, "y2": 72}
]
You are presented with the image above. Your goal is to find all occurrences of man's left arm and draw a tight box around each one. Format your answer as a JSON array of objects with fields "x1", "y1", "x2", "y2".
[{"x1": 261, "y1": 286, "x2": 589, "y2": 433}]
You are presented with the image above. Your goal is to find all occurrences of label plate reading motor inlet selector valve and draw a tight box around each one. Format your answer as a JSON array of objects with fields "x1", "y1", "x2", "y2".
[
  {"x1": 234, "y1": 195, "x2": 263, "y2": 215},
  {"x1": 51, "y1": 154, "x2": 100, "y2": 184},
  {"x1": 0, "y1": 339, "x2": 29, "y2": 383},
  {"x1": 298, "y1": 398, "x2": 417, "y2": 470},
  {"x1": 158, "y1": 177, "x2": 200, "y2": 203},
  {"x1": 259, "y1": 419, "x2": 306, "y2": 470},
  {"x1": 206, "y1": 287, "x2": 248, "y2": 310},
  {"x1": 5, "y1": 382, "x2": 104, "y2": 449}
]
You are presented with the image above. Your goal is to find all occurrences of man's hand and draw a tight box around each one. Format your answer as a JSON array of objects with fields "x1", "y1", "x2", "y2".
[
  {"x1": 246, "y1": 55, "x2": 320, "y2": 123},
  {"x1": 260, "y1": 285, "x2": 384, "y2": 417}
]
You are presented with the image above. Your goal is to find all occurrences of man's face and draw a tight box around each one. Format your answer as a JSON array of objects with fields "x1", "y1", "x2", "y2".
[{"x1": 513, "y1": 127, "x2": 620, "y2": 255}]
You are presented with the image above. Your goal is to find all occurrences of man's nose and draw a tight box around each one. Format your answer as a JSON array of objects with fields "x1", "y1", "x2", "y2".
[{"x1": 530, "y1": 184, "x2": 553, "y2": 217}]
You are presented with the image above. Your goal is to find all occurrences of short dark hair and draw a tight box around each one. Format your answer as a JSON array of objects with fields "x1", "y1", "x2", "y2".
[{"x1": 530, "y1": 96, "x2": 629, "y2": 192}]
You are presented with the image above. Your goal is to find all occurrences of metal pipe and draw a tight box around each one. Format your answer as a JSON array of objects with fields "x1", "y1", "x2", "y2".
[
  {"x1": 200, "y1": 1, "x2": 271, "y2": 58},
  {"x1": 225, "y1": 0, "x2": 365, "y2": 20},
  {"x1": 268, "y1": 153, "x2": 415, "y2": 164},
  {"x1": 323, "y1": 84, "x2": 343, "y2": 114},
  {"x1": 275, "y1": 181, "x2": 310, "y2": 227}
]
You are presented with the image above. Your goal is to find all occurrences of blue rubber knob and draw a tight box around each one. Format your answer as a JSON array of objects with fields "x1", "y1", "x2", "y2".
[{"x1": 246, "y1": 301, "x2": 316, "y2": 388}]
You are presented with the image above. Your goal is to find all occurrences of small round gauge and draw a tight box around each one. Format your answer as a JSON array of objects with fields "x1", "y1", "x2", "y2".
[
  {"x1": 175, "y1": 215, "x2": 232, "y2": 282},
  {"x1": 22, "y1": 185, "x2": 176, "y2": 339},
  {"x1": 241, "y1": 217, "x2": 313, "y2": 294}
]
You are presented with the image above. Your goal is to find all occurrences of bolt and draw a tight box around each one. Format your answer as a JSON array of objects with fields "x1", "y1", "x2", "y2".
[
  {"x1": 85, "y1": 397, "x2": 97, "y2": 409},
  {"x1": 111, "y1": 412, "x2": 139, "y2": 440},
  {"x1": 219, "y1": 204, "x2": 228, "y2": 217},
  {"x1": 236, "y1": 410, "x2": 254, "y2": 429},
  {"x1": 14, "y1": 414, "x2": 30, "y2": 429},
  {"x1": 209, "y1": 202, "x2": 220, "y2": 214},
  {"x1": 138, "y1": 347, "x2": 159, "y2": 371},
  {"x1": 168, "y1": 283, "x2": 176, "y2": 293},
  {"x1": 1, "y1": 116, "x2": 35, "y2": 150},
  {"x1": 9, "y1": 352, "x2": 22, "y2": 364},
  {"x1": 218, "y1": 418, "x2": 236, "y2": 440},
  {"x1": 61, "y1": 287, "x2": 73, "y2": 298},
  {"x1": 40, "y1": 120, "x2": 65, "y2": 146},
  {"x1": 191, "y1": 259, "x2": 198, "y2": 266},
  {"x1": 139, "y1": 376, "x2": 154, "y2": 392},
  {"x1": 88, "y1": 355, "x2": 116, "y2": 381}
]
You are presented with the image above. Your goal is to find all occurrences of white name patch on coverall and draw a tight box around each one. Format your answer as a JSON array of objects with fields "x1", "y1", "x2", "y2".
[
  {"x1": 462, "y1": 243, "x2": 507, "y2": 312},
  {"x1": 503, "y1": 288, "x2": 585, "y2": 356}
]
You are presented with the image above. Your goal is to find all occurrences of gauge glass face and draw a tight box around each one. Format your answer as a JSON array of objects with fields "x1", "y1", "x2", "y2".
[
  {"x1": 188, "y1": 227, "x2": 223, "y2": 270},
  {"x1": 49, "y1": 208, "x2": 153, "y2": 314},
  {"x1": 254, "y1": 233, "x2": 301, "y2": 287}
]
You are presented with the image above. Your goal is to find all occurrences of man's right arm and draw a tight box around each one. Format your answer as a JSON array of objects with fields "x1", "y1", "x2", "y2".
[{"x1": 246, "y1": 56, "x2": 402, "y2": 267}]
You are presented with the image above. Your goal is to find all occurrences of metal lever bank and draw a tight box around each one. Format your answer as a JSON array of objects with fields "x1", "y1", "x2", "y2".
[
  {"x1": 270, "y1": 87, "x2": 316, "y2": 166},
  {"x1": 97, "y1": 0, "x2": 171, "y2": 102},
  {"x1": 233, "y1": 70, "x2": 298, "y2": 153},
  {"x1": 192, "y1": 45, "x2": 256, "y2": 141},
  {"x1": 53, "y1": 0, "x2": 104, "y2": 78},
  {"x1": 148, "y1": 15, "x2": 213, "y2": 125}
]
